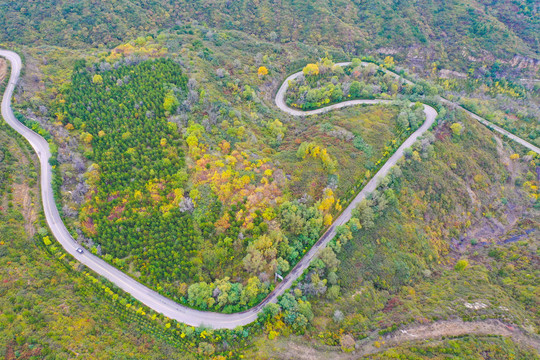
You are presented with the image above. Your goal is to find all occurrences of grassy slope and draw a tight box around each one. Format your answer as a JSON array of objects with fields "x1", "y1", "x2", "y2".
[
  {"x1": 290, "y1": 110, "x2": 539, "y2": 353},
  {"x1": 245, "y1": 106, "x2": 539, "y2": 359},
  {"x1": 319, "y1": 112, "x2": 539, "y2": 327},
  {"x1": 276, "y1": 105, "x2": 403, "y2": 201}
]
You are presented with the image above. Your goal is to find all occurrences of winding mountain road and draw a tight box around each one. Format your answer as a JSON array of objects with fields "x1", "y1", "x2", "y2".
[
  {"x1": 1, "y1": 50, "x2": 537, "y2": 330},
  {"x1": 334, "y1": 61, "x2": 540, "y2": 153}
]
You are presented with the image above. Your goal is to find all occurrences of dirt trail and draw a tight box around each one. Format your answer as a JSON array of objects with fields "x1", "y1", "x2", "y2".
[
  {"x1": 264, "y1": 319, "x2": 540, "y2": 359},
  {"x1": 355, "y1": 319, "x2": 540, "y2": 357}
]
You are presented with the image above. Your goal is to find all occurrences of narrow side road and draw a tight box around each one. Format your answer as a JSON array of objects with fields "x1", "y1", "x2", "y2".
[
  {"x1": 1, "y1": 50, "x2": 537, "y2": 329},
  {"x1": 343, "y1": 61, "x2": 540, "y2": 153},
  {"x1": 439, "y1": 98, "x2": 540, "y2": 153}
]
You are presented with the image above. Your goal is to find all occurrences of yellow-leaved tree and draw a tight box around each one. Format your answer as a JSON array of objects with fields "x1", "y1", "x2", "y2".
[
  {"x1": 92, "y1": 74, "x2": 103, "y2": 84},
  {"x1": 303, "y1": 63, "x2": 319, "y2": 76},
  {"x1": 383, "y1": 56, "x2": 395, "y2": 68},
  {"x1": 258, "y1": 66, "x2": 269, "y2": 77}
]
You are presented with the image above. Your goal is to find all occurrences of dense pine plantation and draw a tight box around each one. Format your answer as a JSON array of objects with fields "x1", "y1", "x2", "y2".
[
  {"x1": 0, "y1": 123, "x2": 200, "y2": 360},
  {"x1": 58, "y1": 59, "x2": 201, "y2": 290}
]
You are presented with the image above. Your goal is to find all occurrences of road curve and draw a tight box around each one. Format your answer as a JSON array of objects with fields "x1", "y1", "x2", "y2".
[
  {"x1": 0, "y1": 49, "x2": 257, "y2": 329},
  {"x1": 296, "y1": 62, "x2": 540, "y2": 154},
  {"x1": 1, "y1": 50, "x2": 537, "y2": 330}
]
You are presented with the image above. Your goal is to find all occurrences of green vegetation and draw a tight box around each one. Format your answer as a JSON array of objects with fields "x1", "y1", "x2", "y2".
[
  {"x1": 435, "y1": 66, "x2": 540, "y2": 147},
  {"x1": 1, "y1": 1, "x2": 539, "y2": 357},
  {"x1": 56, "y1": 59, "x2": 197, "y2": 292},
  {"x1": 286, "y1": 57, "x2": 407, "y2": 110},
  {"x1": 2, "y1": 0, "x2": 538, "y2": 73},
  {"x1": 295, "y1": 108, "x2": 539, "y2": 349},
  {"x1": 0, "y1": 136, "x2": 13, "y2": 199},
  {"x1": 0, "y1": 123, "x2": 200, "y2": 359},
  {"x1": 362, "y1": 336, "x2": 539, "y2": 359},
  {"x1": 241, "y1": 103, "x2": 539, "y2": 357},
  {"x1": 42, "y1": 39, "x2": 419, "y2": 312},
  {"x1": 0, "y1": 117, "x2": 307, "y2": 359},
  {"x1": 460, "y1": 95, "x2": 539, "y2": 148}
]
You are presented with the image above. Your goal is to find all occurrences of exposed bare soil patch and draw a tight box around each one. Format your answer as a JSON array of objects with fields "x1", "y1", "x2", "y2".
[
  {"x1": 12, "y1": 182, "x2": 37, "y2": 237},
  {"x1": 0, "y1": 58, "x2": 7, "y2": 84},
  {"x1": 449, "y1": 134, "x2": 540, "y2": 254}
]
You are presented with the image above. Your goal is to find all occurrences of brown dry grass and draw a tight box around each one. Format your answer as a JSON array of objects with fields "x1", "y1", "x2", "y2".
[
  {"x1": 12, "y1": 182, "x2": 37, "y2": 237},
  {"x1": 0, "y1": 58, "x2": 7, "y2": 84}
]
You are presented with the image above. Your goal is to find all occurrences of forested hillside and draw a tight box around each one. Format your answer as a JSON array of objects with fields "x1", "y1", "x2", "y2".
[
  {"x1": 1, "y1": 0, "x2": 539, "y2": 358},
  {"x1": 1, "y1": 0, "x2": 538, "y2": 73}
]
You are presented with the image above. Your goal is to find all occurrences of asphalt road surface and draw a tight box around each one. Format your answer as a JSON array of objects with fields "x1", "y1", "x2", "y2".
[{"x1": 1, "y1": 50, "x2": 537, "y2": 329}]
